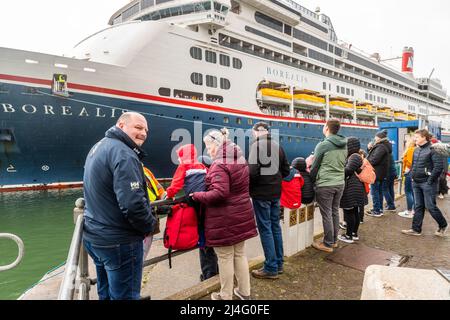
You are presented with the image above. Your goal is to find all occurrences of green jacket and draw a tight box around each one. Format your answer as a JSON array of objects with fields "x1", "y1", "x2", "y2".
[{"x1": 310, "y1": 134, "x2": 348, "y2": 188}]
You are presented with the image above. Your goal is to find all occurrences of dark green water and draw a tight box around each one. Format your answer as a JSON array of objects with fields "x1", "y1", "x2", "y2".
[{"x1": 0, "y1": 189, "x2": 83, "y2": 300}]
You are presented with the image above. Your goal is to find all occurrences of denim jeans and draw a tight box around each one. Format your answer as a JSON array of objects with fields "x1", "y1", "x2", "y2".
[
  {"x1": 252, "y1": 199, "x2": 283, "y2": 274},
  {"x1": 404, "y1": 172, "x2": 415, "y2": 211},
  {"x1": 199, "y1": 247, "x2": 219, "y2": 280},
  {"x1": 382, "y1": 176, "x2": 396, "y2": 209},
  {"x1": 412, "y1": 182, "x2": 448, "y2": 233},
  {"x1": 83, "y1": 239, "x2": 143, "y2": 300},
  {"x1": 370, "y1": 181, "x2": 384, "y2": 214}
]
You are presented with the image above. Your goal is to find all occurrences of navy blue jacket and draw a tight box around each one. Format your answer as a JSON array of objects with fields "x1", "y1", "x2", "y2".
[
  {"x1": 83, "y1": 126, "x2": 157, "y2": 246},
  {"x1": 411, "y1": 142, "x2": 444, "y2": 185}
]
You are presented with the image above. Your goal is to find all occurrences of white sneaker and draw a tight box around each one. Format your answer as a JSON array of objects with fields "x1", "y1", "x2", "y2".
[
  {"x1": 398, "y1": 211, "x2": 414, "y2": 219},
  {"x1": 438, "y1": 195, "x2": 445, "y2": 200},
  {"x1": 435, "y1": 226, "x2": 448, "y2": 237}
]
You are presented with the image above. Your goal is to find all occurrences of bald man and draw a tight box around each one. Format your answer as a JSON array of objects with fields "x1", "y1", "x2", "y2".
[{"x1": 82, "y1": 112, "x2": 157, "y2": 300}]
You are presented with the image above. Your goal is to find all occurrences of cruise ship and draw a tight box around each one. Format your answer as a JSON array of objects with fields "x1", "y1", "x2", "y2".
[{"x1": 1, "y1": 0, "x2": 449, "y2": 191}]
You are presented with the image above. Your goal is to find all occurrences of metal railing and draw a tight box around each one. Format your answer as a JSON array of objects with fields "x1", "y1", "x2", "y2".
[
  {"x1": 58, "y1": 196, "x2": 192, "y2": 300},
  {"x1": 0, "y1": 233, "x2": 25, "y2": 272}
]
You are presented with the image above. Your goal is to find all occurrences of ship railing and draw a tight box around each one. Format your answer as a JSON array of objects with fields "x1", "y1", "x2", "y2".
[
  {"x1": 0, "y1": 233, "x2": 24, "y2": 272},
  {"x1": 58, "y1": 196, "x2": 195, "y2": 300}
]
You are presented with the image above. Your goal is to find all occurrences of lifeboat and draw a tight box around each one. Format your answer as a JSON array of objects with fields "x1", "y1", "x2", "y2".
[
  {"x1": 394, "y1": 111, "x2": 408, "y2": 120},
  {"x1": 377, "y1": 107, "x2": 393, "y2": 119},
  {"x1": 293, "y1": 90, "x2": 325, "y2": 109},
  {"x1": 329, "y1": 99, "x2": 354, "y2": 113},
  {"x1": 408, "y1": 115, "x2": 417, "y2": 121},
  {"x1": 257, "y1": 88, "x2": 292, "y2": 105},
  {"x1": 356, "y1": 104, "x2": 376, "y2": 117}
]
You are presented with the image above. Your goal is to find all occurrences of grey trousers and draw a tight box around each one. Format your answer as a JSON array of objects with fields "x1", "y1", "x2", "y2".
[{"x1": 316, "y1": 185, "x2": 345, "y2": 247}]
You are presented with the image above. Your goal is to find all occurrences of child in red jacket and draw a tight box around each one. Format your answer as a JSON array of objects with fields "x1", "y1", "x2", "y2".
[
  {"x1": 166, "y1": 144, "x2": 207, "y2": 199},
  {"x1": 280, "y1": 167, "x2": 305, "y2": 209}
]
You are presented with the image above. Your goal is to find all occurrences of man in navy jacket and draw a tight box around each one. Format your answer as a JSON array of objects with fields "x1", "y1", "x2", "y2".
[{"x1": 83, "y1": 112, "x2": 157, "y2": 300}]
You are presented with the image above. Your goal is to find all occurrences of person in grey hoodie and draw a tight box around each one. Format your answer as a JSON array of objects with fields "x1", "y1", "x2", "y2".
[{"x1": 310, "y1": 119, "x2": 348, "y2": 253}]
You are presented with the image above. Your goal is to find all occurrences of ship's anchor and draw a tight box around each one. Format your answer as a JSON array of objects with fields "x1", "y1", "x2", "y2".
[{"x1": 6, "y1": 164, "x2": 17, "y2": 173}]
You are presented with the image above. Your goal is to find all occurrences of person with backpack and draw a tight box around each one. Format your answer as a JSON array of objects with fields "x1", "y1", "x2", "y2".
[
  {"x1": 398, "y1": 139, "x2": 416, "y2": 219},
  {"x1": 338, "y1": 137, "x2": 368, "y2": 244},
  {"x1": 280, "y1": 164, "x2": 304, "y2": 210},
  {"x1": 291, "y1": 157, "x2": 315, "y2": 205},
  {"x1": 165, "y1": 144, "x2": 207, "y2": 201},
  {"x1": 366, "y1": 130, "x2": 392, "y2": 218},
  {"x1": 310, "y1": 119, "x2": 348, "y2": 253},
  {"x1": 191, "y1": 128, "x2": 258, "y2": 300},
  {"x1": 402, "y1": 129, "x2": 448, "y2": 237}
]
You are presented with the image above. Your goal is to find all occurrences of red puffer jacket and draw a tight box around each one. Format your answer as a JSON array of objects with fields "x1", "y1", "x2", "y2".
[{"x1": 192, "y1": 141, "x2": 258, "y2": 247}]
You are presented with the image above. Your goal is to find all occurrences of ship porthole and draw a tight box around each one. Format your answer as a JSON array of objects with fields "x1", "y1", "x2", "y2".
[{"x1": 41, "y1": 165, "x2": 50, "y2": 172}]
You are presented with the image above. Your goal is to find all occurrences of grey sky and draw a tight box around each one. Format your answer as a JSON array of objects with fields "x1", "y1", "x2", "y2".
[{"x1": 0, "y1": 0, "x2": 449, "y2": 94}]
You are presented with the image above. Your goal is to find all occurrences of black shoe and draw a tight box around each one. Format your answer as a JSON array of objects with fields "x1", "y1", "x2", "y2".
[{"x1": 278, "y1": 267, "x2": 284, "y2": 275}]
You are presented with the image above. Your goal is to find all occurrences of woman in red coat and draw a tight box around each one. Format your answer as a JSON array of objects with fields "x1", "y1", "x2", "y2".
[{"x1": 191, "y1": 128, "x2": 258, "y2": 300}]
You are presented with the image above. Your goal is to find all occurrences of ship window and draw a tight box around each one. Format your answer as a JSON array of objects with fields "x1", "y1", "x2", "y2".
[
  {"x1": 346, "y1": 88, "x2": 350, "y2": 95},
  {"x1": 219, "y1": 54, "x2": 230, "y2": 67},
  {"x1": 206, "y1": 94, "x2": 223, "y2": 103},
  {"x1": 245, "y1": 26, "x2": 291, "y2": 47},
  {"x1": 340, "y1": 87, "x2": 345, "y2": 94},
  {"x1": 122, "y1": 3, "x2": 140, "y2": 20},
  {"x1": 174, "y1": 89, "x2": 203, "y2": 101},
  {"x1": 220, "y1": 78, "x2": 231, "y2": 90},
  {"x1": 190, "y1": 47, "x2": 202, "y2": 60},
  {"x1": 156, "y1": 0, "x2": 172, "y2": 4},
  {"x1": 52, "y1": 74, "x2": 68, "y2": 96},
  {"x1": 335, "y1": 47, "x2": 343, "y2": 57},
  {"x1": 223, "y1": 117, "x2": 229, "y2": 123},
  {"x1": 323, "y1": 82, "x2": 327, "y2": 90},
  {"x1": 351, "y1": 89, "x2": 354, "y2": 96},
  {"x1": 248, "y1": 118, "x2": 253, "y2": 125},
  {"x1": 308, "y1": 49, "x2": 334, "y2": 66},
  {"x1": 328, "y1": 44, "x2": 334, "y2": 53},
  {"x1": 255, "y1": 11, "x2": 283, "y2": 33},
  {"x1": 294, "y1": 29, "x2": 328, "y2": 51},
  {"x1": 141, "y1": 0, "x2": 154, "y2": 10},
  {"x1": 336, "y1": 85, "x2": 340, "y2": 93},
  {"x1": 159, "y1": 87, "x2": 171, "y2": 97},
  {"x1": 191, "y1": 72, "x2": 203, "y2": 85},
  {"x1": 236, "y1": 117, "x2": 242, "y2": 124},
  {"x1": 230, "y1": 0, "x2": 241, "y2": 14},
  {"x1": 232, "y1": 58, "x2": 242, "y2": 69},
  {"x1": 0, "y1": 84, "x2": 9, "y2": 94},
  {"x1": 205, "y1": 50, "x2": 217, "y2": 63},
  {"x1": 206, "y1": 75, "x2": 217, "y2": 88},
  {"x1": 284, "y1": 24, "x2": 292, "y2": 36},
  {"x1": 0, "y1": 129, "x2": 14, "y2": 142},
  {"x1": 288, "y1": 137, "x2": 292, "y2": 143},
  {"x1": 365, "y1": 93, "x2": 369, "y2": 100}
]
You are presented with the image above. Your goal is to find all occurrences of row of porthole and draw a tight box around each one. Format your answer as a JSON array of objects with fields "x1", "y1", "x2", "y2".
[{"x1": 190, "y1": 47, "x2": 243, "y2": 69}]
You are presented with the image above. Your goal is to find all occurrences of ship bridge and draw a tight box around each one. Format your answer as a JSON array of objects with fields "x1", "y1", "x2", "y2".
[{"x1": 109, "y1": 0, "x2": 231, "y2": 30}]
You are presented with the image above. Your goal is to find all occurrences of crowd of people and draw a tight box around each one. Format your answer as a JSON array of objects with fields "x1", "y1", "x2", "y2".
[{"x1": 81, "y1": 112, "x2": 449, "y2": 300}]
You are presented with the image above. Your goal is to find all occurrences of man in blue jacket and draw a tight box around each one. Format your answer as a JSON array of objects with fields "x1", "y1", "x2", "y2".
[{"x1": 83, "y1": 112, "x2": 157, "y2": 300}]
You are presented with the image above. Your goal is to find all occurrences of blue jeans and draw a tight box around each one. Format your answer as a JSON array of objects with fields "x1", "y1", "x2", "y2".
[
  {"x1": 83, "y1": 239, "x2": 143, "y2": 300},
  {"x1": 382, "y1": 176, "x2": 396, "y2": 209},
  {"x1": 252, "y1": 199, "x2": 283, "y2": 274},
  {"x1": 370, "y1": 180, "x2": 384, "y2": 214},
  {"x1": 404, "y1": 172, "x2": 415, "y2": 211},
  {"x1": 412, "y1": 182, "x2": 448, "y2": 233}
]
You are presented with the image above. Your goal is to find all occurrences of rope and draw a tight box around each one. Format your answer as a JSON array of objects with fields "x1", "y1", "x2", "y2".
[{"x1": 20, "y1": 261, "x2": 66, "y2": 295}]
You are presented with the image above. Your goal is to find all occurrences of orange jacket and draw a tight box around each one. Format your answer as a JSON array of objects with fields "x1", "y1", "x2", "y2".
[{"x1": 402, "y1": 146, "x2": 415, "y2": 175}]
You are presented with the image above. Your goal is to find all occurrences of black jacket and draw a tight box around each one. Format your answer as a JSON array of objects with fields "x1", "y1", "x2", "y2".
[
  {"x1": 83, "y1": 126, "x2": 157, "y2": 246},
  {"x1": 411, "y1": 142, "x2": 444, "y2": 184},
  {"x1": 367, "y1": 138, "x2": 392, "y2": 181},
  {"x1": 249, "y1": 134, "x2": 290, "y2": 200},
  {"x1": 300, "y1": 171, "x2": 315, "y2": 205},
  {"x1": 340, "y1": 138, "x2": 368, "y2": 209}
]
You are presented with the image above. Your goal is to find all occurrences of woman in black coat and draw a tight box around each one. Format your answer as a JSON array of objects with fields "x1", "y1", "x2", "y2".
[{"x1": 339, "y1": 137, "x2": 368, "y2": 243}]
